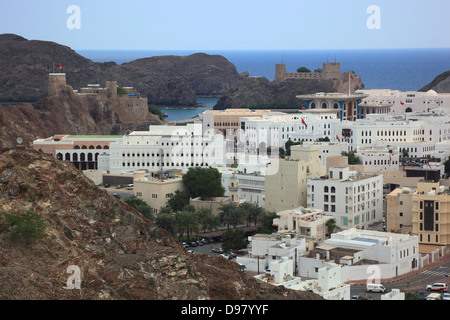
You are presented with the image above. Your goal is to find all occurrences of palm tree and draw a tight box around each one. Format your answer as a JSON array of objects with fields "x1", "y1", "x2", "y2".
[
  {"x1": 239, "y1": 202, "x2": 254, "y2": 226},
  {"x1": 218, "y1": 203, "x2": 236, "y2": 228},
  {"x1": 325, "y1": 218, "x2": 336, "y2": 236}
]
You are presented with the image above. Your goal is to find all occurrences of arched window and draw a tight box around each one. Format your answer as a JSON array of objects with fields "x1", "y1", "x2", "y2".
[
  {"x1": 89, "y1": 145, "x2": 94, "y2": 149},
  {"x1": 96, "y1": 145, "x2": 102, "y2": 149},
  {"x1": 104, "y1": 145, "x2": 109, "y2": 149},
  {"x1": 331, "y1": 186, "x2": 336, "y2": 193},
  {"x1": 74, "y1": 145, "x2": 80, "y2": 150},
  {"x1": 324, "y1": 186, "x2": 329, "y2": 193},
  {"x1": 81, "y1": 145, "x2": 87, "y2": 149},
  {"x1": 405, "y1": 107, "x2": 412, "y2": 113},
  {"x1": 65, "y1": 153, "x2": 71, "y2": 161},
  {"x1": 333, "y1": 103, "x2": 339, "y2": 109}
]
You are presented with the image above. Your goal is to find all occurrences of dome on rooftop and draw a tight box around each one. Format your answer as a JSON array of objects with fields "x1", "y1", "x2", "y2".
[{"x1": 425, "y1": 89, "x2": 438, "y2": 96}]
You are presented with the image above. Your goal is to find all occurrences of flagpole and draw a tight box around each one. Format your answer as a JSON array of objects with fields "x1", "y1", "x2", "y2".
[{"x1": 348, "y1": 72, "x2": 351, "y2": 95}]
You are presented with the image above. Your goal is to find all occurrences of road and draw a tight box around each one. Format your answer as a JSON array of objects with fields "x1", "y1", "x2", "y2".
[
  {"x1": 101, "y1": 186, "x2": 134, "y2": 201},
  {"x1": 350, "y1": 259, "x2": 450, "y2": 299}
]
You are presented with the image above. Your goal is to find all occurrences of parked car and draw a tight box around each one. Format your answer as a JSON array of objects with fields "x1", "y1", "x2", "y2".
[
  {"x1": 113, "y1": 193, "x2": 121, "y2": 199},
  {"x1": 417, "y1": 291, "x2": 428, "y2": 300},
  {"x1": 190, "y1": 241, "x2": 197, "y2": 247},
  {"x1": 182, "y1": 242, "x2": 189, "y2": 248},
  {"x1": 367, "y1": 283, "x2": 386, "y2": 293},
  {"x1": 220, "y1": 253, "x2": 231, "y2": 259},
  {"x1": 442, "y1": 293, "x2": 450, "y2": 300},
  {"x1": 126, "y1": 184, "x2": 133, "y2": 190},
  {"x1": 196, "y1": 240, "x2": 204, "y2": 246},
  {"x1": 427, "y1": 283, "x2": 448, "y2": 292},
  {"x1": 104, "y1": 183, "x2": 110, "y2": 188},
  {"x1": 212, "y1": 247, "x2": 224, "y2": 253},
  {"x1": 116, "y1": 185, "x2": 124, "y2": 189},
  {"x1": 350, "y1": 295, "x2": 359, "y2": 300},
  {"x1": 187, "y1": 249, "x2": 194, "y2": 254}
]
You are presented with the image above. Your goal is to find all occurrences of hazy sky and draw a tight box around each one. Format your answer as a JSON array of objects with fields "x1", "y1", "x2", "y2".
[{"x1": 1, "y1": 0, "x2": 450, "y2": 50}]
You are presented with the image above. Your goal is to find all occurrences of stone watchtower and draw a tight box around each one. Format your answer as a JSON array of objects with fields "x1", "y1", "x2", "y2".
[
  {"x1": 48, "y1": 73, "x2": 67, "y2": 97},
  {"x1": 106, "y1": 81, "x2": 118, "y2": 99},
  {"x1": 322, "y1": 62, "x2": 342, "y2": 80},
  {"x1": 275, "y1": 64, "x2": 287, "y2": 82}
]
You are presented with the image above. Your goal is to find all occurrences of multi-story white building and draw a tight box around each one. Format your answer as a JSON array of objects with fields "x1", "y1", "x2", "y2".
[
  {"x1": 299, "y1": 228, "x2": 420, "y2": 281},
  {"x1": 357, "y1": 89, "x2": 450, "y2": 115},
  {"x1": 356, "y1": 145, "x2": 400, "y2": 172},
  {"x1": 240, "y1": 112, "x2": 340, "y2": 153},
  {"x1": 339, "y1": 112, "x2": 450, "y2": 156},
  {"x1": 302, "y1": 141, "x2": 349, "y2": 166},
  {"x1": 307, "y1": 166, "x2": 383, "y2": 230},
  {"x1": 108, "y1": 123, "x2": 226, "y2": 174}
]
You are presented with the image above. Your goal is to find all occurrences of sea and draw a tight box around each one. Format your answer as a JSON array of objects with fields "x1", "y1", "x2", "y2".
[{"x1": 77, "y1": 49, "x2": 450, "y2": 121}]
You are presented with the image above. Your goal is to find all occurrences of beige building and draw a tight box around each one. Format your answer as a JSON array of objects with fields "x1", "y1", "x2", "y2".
[
  {"x1": 273, "y1": 206, "x2": 331, "y2": 243},
  {"x1": 265, "y1": 145, "x2": 326, "y2": 212},
  {"x1": 412, "y1": 181, "x2": 450, "y2": 249},
  {"x1": 133, "y1": 170, "x2": 185, "y2": 214},
  {"x1": 189, "y1": 197, "x2": 231, "y2": 216},
  {"x1": 386, "y1": 187, "x2": 415, "y2": 234},
  {"x1": 200, "y1": 108, "x2": 274, "y2": 137}
]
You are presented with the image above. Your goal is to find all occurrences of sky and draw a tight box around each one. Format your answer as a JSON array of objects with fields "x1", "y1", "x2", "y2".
[{"x1": 1, "y1": 0, "x2": 450, "y2": 50}]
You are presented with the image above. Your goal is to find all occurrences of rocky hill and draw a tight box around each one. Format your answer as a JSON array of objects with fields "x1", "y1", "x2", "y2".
[
  {"x1": 0, "y1": 83, "x2": 162, "y2": 150},
  {"x1": 0, "y1": 34, "x2": 242, "y2": 105},
  {"x1": 214, "y1": 77, "x2": 364, "y2": 110},
  {"x1": 419, "y1": 70, "x2": 450, "y2": 93},
  {"x1": 0, "y1": 147, "x2": 323, "y2": 300}
]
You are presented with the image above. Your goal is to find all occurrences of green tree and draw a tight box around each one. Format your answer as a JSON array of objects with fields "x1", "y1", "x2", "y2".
[
  {"x1": 325, "y1": 218, "x2": 336, "y2": 236},
  {"x1": 148, "y1": 104, "x2": 164, "y2": 121},
  {"x1": 314, "y1": 68, "x2": 323, "y2": 73},
  {"x1": 167, "y1": 190, "x2": 190, "y2": 212},
  {"x1": 124, "y1": 196, "x2": 154, "y2": 220},
  {"x1": 197, "y1": 207, "x2": 220, "y2": 233},
  {"x1": 259, "y1": 211, "x2": 279, "y2": 234},
  {"x1": 297, "y1": 66, "x2": 311, "y2": 73},
  {"x1": 341, "y1": 151, "x2": 361, "y2": 165},
  {"x1": 117, "y1": 86, "x2": 128, "y2": 95},
  {"x1": 402, "y1": 148, "x2": 409, "y2": 158},
  {"x1": 155, "y1": 212, "x2": 176, "y2": 236},
  {"x1": 285, "y1": 138, "x2": 302, "y2": 157},
  {"x1": 182, "y1": 167, "x2": 225, "y2": 200},
  {"x1": 218, "y1": 203, "x2": 237, "y2": 229},
  {"x1": 4, "y1": 211, "x2": 47, "y2": 243},
  {"x1": 239, "y1": 202, "x2": 262, "y2": 227},
  {"x1": 222, "y1": 229, "x2": 247, "y2": 252}
]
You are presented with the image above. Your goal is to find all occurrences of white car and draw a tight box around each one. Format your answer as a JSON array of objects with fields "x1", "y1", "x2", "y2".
[
  {"x1": 426, "y1": 283, "x2": 448, "y2": 292},
  {"x1": 220, "y1": 253, "x2": 231, "y2": 260},
  {"x1": 442, "y1": 293, "x2": 450, "y2": 300}
]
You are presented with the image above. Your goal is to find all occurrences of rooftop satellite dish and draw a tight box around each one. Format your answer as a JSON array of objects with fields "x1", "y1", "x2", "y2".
[{"x1": 16, "y1": 137, "x2": 23, "y2": 145}]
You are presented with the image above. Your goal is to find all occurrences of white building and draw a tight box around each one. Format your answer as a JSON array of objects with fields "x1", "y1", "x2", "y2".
[
  {"x1": 307, "y1": 166, "x2": 383, "y2": 230},
  {"x1": 237, "y1": 233, "x2": 306, "y2": 273},
  {"x1": 255, "y1": 260, "x2": 351, "y2": 300},
  {"x1": 357, "y1": 89, "x2": 450, "y2": 115},
  {"x1": 302, "y1": 141, "x2": 349, "y2": 166},
  {"x1": 299, "y1": 228, "x2": 419, "y2": 282},
  {"x1": 240, "y1": 112, "x2": 340, "y2": 153},
  {"x1": 339, "y1": 112, "x2": 450, "y2": 155},
  {"x1": 108, "y1": 123, "x2": 227, "y2": 174},
  {"x1": 356, "y1": 145, "x2": 400, "y2": 172},
  {"x1": 273, "y1": 206, "x2": 331, "y2": 243}
]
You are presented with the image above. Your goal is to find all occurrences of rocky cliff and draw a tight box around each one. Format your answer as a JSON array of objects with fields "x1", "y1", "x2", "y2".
[
  {"x1": 0, "y1": 84, "x2": 162, "y2": 150},
  {"x1": 0, "y1": 34, "x2": 241, "y2": 106},
  {"x1": 0, "y1": 147, "x2": 323, "y2": 300},
  {"x1": 419, "y1": 70, "x2": 450, "y2": 93},
  {"x1": 214, "y1": 77, "x2": 364, "y2": 110}
]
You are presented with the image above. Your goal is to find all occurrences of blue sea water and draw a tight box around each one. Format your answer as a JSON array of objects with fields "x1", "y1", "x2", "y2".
[{"x1": 77, "y1": 48, "x2": 450, "y2": 120}]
